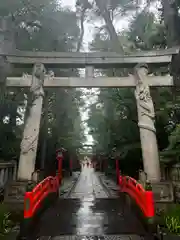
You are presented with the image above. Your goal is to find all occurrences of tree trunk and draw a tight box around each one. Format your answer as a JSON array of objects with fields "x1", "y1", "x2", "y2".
[
  {"x1": 77, "y1": 7, "x2": 86, "y2": 52},
  {"x1": 9, "y1": 93, "x2": 18, "y2": 126},
  {"x1": 94, "y1": 0, "x2": 124, "y2": 53},
  {"x1": 162, "y1": 0, "x2": 179, "y2": 46}
]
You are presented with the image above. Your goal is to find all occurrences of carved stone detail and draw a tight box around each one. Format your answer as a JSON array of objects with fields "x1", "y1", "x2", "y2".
[
  {"x1": 30, "y1": 63, "x2": 46, "y2": 98},
  {"x1": 47, "y1": 70, "x2": 55, "y2": 79},
  {"x1": 22, "y1": 72, "x2": 30, "y2": 79},
  {"x1": 134, "y1": 64, "x2": 156, "y2": 133},
  {"x1": 134, "y1": 64, "x2": 161, "y2": 182},
  {"x1": 17, "y1": 64, "x2": 45, "y2": 181}
]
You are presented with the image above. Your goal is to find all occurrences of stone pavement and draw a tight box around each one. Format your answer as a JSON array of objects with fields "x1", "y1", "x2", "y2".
[
  {"x1": 34, "y1": 166, "x2": 148, "y2": 238},
  {"x1": 98, "y1": 173, "x2": 120, "y2": 198},
  {"x1": 69, "y1": 166, "x2": 108, "y2": 198},
  {"x1": 60, "y1": 172, "x2": 80, "y2": 198}
]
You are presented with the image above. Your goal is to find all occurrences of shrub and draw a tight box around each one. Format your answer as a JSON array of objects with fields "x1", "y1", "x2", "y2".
[
  {"x1": 163, "y1": 204, "x2": 180, "y2": 235},
  {"x1": 0, "y1": 204, "x2": 12, "y2": 237}
]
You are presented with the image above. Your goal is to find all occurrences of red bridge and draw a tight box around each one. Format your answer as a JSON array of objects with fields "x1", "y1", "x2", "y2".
[{"x1": 18, "y1": 150, "x2": 156, "y2": 240}]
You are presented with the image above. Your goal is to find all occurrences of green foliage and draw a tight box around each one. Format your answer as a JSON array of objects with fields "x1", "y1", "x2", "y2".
[
  {"x1": 129, "y1": 12, "x2": 166, "y2": 50},
  {"x1": 163, "y1": 205, "x2": 180, "y2": 235},
  {"x1": 161, "y1": 124, "x2": 180, "y2": 162},
  {"x1": 87, "y1": 87, "x2": 142, "y2": 175},
  {"x1": 0, "y1": 204, "x2": 12, "y2": 236},
  {"x1": 167, "y1": 124, "x2": 180, "y2": 151}
]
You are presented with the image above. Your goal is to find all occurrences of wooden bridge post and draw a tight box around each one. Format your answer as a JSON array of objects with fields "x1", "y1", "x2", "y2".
[
  {"x1": 134, "y1": 64, "x2": 161, "y2": 182},
  {"x1": 17, "y1": 64, "x2": 46, "y2": 181}
]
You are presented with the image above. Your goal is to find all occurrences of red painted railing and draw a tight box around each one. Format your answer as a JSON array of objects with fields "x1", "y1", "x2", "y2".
[
  {"x1": 115, "y1": 157, "x2": 154, "y2": 219},
  {"x1": 24, "y1": 176, "x2": 59, "y2": 218},
  {"x1": 119, "y1": 175, "x2": 154, "y2": 218},
  {"x1": 24, "y1": 149, "x2": 64, "y2": 219}
]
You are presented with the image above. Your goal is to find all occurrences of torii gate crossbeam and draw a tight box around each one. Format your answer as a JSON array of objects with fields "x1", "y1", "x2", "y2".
[{"x1": 4, "y1": 47, "x2": 178, "y2": 67}]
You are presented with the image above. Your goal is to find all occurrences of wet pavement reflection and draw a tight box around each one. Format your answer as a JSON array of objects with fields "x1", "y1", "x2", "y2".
[
  {"x1": 37, "y1": 166, "x2": 146, "y2": 237},
  {"x1": 70, "y1": 167, "x2": 108, "y2": 235},
  {"x1": 70, "y1": 166, "x2": 108, "y2": 199}
]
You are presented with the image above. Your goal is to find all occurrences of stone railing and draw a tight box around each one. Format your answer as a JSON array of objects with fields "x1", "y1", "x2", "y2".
[{"x1": 0, "y1": 161, "x2": 17, "y2": 192}]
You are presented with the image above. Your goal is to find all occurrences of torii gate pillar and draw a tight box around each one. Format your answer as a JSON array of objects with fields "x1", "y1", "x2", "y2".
[
  {"x1": 17, "y1": 64, "x2": 46, "y2": 181},
  {"x1": 134, "y1": 64, "x2": 161, "y2": 182}
]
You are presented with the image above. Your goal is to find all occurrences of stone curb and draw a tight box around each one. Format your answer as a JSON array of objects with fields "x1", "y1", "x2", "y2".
[
  {"x1": 63, "y1": 172, "x2": 81, "y2": 198},
  {"x1": 59, "y1": 172, "x2": 80, "y2": 196},
  {"x1": 98, "y1": 173, "x2": 121, "y2": 198},
  {"x1": 98, "y1": 173, "x2": 113, "y2": 197}
]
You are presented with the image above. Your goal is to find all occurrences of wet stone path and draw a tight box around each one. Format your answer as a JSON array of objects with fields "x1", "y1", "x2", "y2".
[
  {"x1": 69, "y1": 167, "x2": 108, "y2": 198},
  {"x1": 36, "y1": 166, "x2": 148, "y2": 239}
]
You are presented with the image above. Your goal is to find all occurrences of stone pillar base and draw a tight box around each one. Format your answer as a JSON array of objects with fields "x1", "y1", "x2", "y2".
[
  {"x1": 151, "y1": 181, "x2": 174, "y2": 218},
  {"x1": 4, "y1": 180, "x2": 36, "y2": 211},
  {"x1": 151, "y1": 181, "x2": 174, "y2": 203}
]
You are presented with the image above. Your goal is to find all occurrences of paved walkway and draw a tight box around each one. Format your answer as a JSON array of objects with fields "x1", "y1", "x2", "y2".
[
  {"x1": 69, "y1": 166, "x2": 108, "y2": 198},
  {"x1": 34, "y1": 166, "x2": 148, "y2": 239},
  {"x1": 60, "y1": 172, "x2": 80, "y2": 198}
]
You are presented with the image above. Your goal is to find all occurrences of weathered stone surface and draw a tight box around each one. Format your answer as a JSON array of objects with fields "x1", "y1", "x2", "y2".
[
  {"x1": 151, "y1": 182, "x2": 174, "y2": 202},
  {"x1": 6, "y1": 75, "x2": 174, "y2": 88},
  {"x1": 174, "y1": 183, "x2": 180, "y2": 202},
  {"x1": 4, "y1": 46, "x2": 179, "y2": 68},
  {"x1": 134, "y1": 64, "x2": 160, "y2": 182},
  {"x1": 17, "y1": 64, "x2": 46, "y2": 180},
  {"x1": 138, "y1": 170, "x2": 147, "y2": 187},
  {"x1": 4, "y1": 181, "x2": 29, "y2": 210}
]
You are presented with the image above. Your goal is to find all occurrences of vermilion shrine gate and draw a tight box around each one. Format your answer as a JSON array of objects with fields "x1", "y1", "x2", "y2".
[{"x1": 1, "y1": 17, "x2": 180, "y2": 194}]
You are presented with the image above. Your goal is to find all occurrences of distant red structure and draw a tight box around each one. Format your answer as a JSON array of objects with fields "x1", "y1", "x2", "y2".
[{"x1": 56, "y1": 148, "x2": 64, "y2": 184}]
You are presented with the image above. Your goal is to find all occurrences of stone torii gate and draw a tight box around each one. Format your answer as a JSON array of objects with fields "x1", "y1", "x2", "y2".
[{"x1": 2, "y1": 47, "x2": 180, "y2": 185}]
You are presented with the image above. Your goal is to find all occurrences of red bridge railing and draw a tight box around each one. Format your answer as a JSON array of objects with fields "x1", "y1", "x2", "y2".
[
  {"x1": 23, "y1": 148, "x2": 64, "y2": 220},
  {"x1": 116, "y1": 159, "x2": 155, "y2": 219},
  {"x1": 24, "y1": 176, "x2": 59, "y2": 218},
  {"x1": 119, "y1": 175, "x2": 154, "y2": 219}
]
